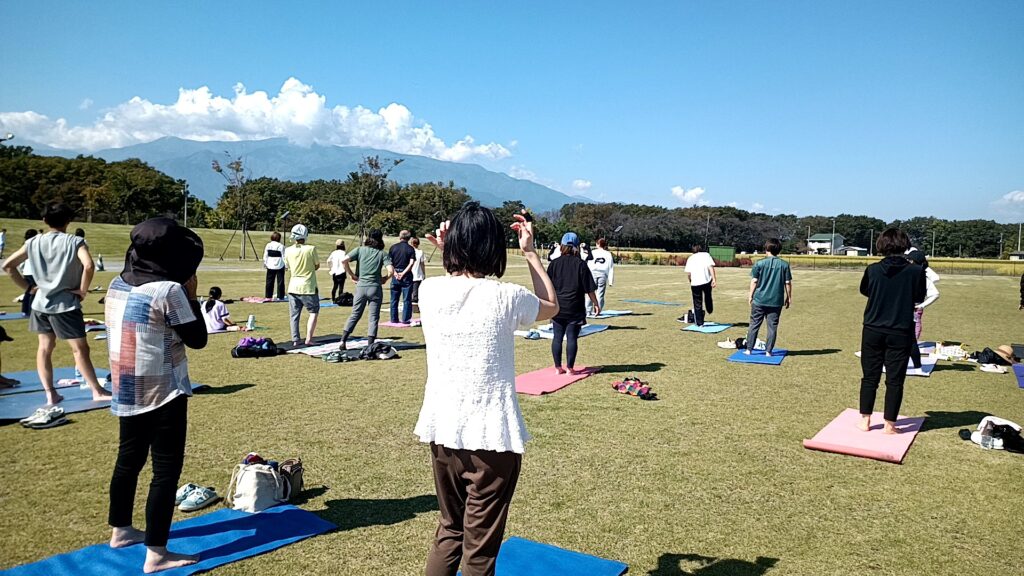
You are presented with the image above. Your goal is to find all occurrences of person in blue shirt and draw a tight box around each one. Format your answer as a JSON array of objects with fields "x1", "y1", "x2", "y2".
[{"x1": 744, "y1": 238, "x2": 792, "y2": 357}]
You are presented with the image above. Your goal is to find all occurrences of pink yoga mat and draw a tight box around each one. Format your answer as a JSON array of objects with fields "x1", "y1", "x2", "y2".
[
  {"x1": 803, "y1": 408, "x2": 926, "y2": 464},
  {"x1": 380, "y1": 319, "x2": 421, "y2": 328},
  {"x1": 515, "y1": 366, "x2": 601, "y2": 395}
]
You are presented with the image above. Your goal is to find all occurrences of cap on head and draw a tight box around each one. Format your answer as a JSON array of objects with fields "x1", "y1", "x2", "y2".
[
  {"x1": 290, "y1": 224, "x2": 309, "y2": 241},
  {"x1": 560, "y1": 232, "x2": 580, "y2": 248}
]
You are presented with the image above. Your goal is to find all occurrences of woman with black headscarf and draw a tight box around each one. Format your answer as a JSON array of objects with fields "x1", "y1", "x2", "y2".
[{"x1": 104, "y1": 218, "x2": 207, "y2": 573}]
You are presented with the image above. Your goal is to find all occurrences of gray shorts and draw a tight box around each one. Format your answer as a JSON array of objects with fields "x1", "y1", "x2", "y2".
[
  {"x1": 289, "y1": 293, "x2": 321, "y2": 313},
  {"x1": 29, "y1": 308, "x2": 86, "y2": 340}
]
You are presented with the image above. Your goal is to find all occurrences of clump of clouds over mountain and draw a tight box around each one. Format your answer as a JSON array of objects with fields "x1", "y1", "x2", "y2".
[{"x1": 0, "y1": 77, "x2": 511, "y2": 162}]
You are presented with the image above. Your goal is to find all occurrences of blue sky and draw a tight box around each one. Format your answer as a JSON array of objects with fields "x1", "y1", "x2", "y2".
[{"x1": 1, "y1": 0, "x2": 1021, "y2": 221}]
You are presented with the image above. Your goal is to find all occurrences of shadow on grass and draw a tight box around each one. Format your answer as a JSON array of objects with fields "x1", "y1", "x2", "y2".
[
  {"x1": 316, "y1": 494, "x2": 437, "y2": 532},
  {"x1": 933, "y1": 364, "x2": 976, "y2": 372},
  {"x1": 786, "y1": 349, "x2": 841, "y2": 357},
  {"x1": 194, "y1": 383, "x2": 255, "y2": 395},
  {"x1": 289, "y1": 485, "x2": 329, "y2": 506},
  {"x1": 922, "y1": 410, "x2": 990, "y2": 432},
  {"x1": 600, "y1": 362, "x2": 667, "y2": 373},
  {"x1": 605, "y1": 325, "x2": 644, "y2": 331},
  {"x1": 648, "y1": 553, "x2": 779, "y2": 575}
]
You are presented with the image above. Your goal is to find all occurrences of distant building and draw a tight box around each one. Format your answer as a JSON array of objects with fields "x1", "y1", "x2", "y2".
[
  {"x1": 840, "y1": 246, "x2": 869, "y2": 257},
  {"x1": 807, "y1": 233, "x2": 845, "y2": 255},
  {"x1": 1010, "y1": 251, "x2": 1024, "y2": 261}
]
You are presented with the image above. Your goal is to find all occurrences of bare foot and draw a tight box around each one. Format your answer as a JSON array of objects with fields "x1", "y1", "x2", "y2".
[
  {"x1": 46, "y1": 393, "x2": 64, "y2": 406},
  {"x1": 883, "y1": 421, "x2": 901, "y2": 435},
  {"x1": 857, "y1": 415, "x2": 871, "y2": 432},
  {"x1": 568, "y1": 368, "x2": 579, "y2": 375},
  {"x1": 144, "y1": 548, "x2": 199, "y2": 573},
  {"x1": 110, "y1": 526, "x2": 145, "y2": 548},
  {"x1": 305, "y1": 340, "x2": 314, "y2": 346},
  {"x1": 554, "y1": 367, "x2": 566, "y2": 375},
  {"x1": 92, "y1": 389, "x2": 112, "y2": 401}
]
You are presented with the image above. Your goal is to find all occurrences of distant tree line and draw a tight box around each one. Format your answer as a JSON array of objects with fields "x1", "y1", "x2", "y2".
[{"x1": 1, "y1": 145, "x2": 1019, "y2": 258}]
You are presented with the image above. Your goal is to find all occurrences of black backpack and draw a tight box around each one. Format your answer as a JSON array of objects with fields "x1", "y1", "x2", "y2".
[
  {"x1": 231, "y1": 338, "x2": 283, "y2": 358},
  {"x1": 338, "y1": 292, "x2": 354, "y2": 306}
]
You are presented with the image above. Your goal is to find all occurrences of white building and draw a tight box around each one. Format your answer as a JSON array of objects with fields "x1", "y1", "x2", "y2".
[{"x1": 807, "y1": 233, "x2": 845, "y2": 255}]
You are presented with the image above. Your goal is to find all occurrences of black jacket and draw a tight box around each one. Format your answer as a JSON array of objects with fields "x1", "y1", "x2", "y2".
[{"x1": 860, "y1": 256, "x2": 926, "y2": 334}]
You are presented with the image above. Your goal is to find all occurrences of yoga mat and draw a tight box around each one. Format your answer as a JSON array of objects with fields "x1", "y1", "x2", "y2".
[
  {"x1": 803, "y1": 408, "x2": 926, "y2": 464},
  {"x1": 0, "y1": 381, "x2": 209, "y2": 422},
  {"x1": 904, "y1": 355, "x2": 938, "y2": 377},
  {"x1": 0, "y1": 505, "x2": 336, "y2": 576},
  {"x1": 318, "y1": 301, "x2": 338, "y2": 309},
  {"x1": 535, "y1": 324, "x2": 609, "y2": 338},
  {"x1": 1014, "y1": 364, "x2": 1024, "y2": 389},
  {"x1": 461, "y1": 537, "x2": 627, "y2": 576},
  {"x1": 275, "y1": 334, "x2": 343, "y2": 352},
  {"x1": 591, "y1": 310, "x2": 632, "y2": 319},
  {"x1": 380, "y1": 319, "x2": 421, "y2": 328},
  {"x1": 84, "y1": 324, "x2": 106, "y2": 333},
  {"x1": 0, "y1": 368, "x2": 110, "y2": 396},
  {"x1": 285, "y1": 338, "x2": 400, "y2": 356},
  {"x1": 727, "y1": 349, "x2": 788, "y2": 365},
  {"x1": 621, "y1": 298, "x2": 679, "y2": 306},
  {"x1": 0, "y1": 312, "x2": 28, "y2": 322},
  {"x1": 515, "y1": 366, "x2": 600, "y2": 395},
  {"x1": 240, "y1": 297, "x2": 288, "y2": 304},
  {"x1": 683, "y1": 322, "x2": 732, "y2": 334}
]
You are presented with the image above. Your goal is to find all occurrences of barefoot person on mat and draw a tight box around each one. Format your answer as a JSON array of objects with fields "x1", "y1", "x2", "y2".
[
  {"x1": 547, "y1": 232, "x2": 600, "y2": 375},
  {"x1": 858, "y1": 228, "x2": 926, "y2": 434},
  {"x1": 415, "y1": 203, "x2": 557, "y2": 576},
  {"x1": 105, "y1": 218, "x2": 208, "y2": 573}
]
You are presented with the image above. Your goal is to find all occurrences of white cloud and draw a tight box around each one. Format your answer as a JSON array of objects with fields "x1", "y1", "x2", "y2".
[
  {"x1": 999, "y1": 190, "x2": 1024, "y2": 204},
  {"x1": 727, "y1": 201, "x2": 739, "y2": 208},
  {"x1": 671, "y1": 185, "x2": 707, "y2": 206},
  {"x1": 572, "y1": 179, "x2": 592, "y2": 191},
  {"x1": 752, "y1": 202, "x2": 765, "y2": 211},
  {"x1": 0, "y1": 77, "x2": 511, "y2": 162},
  {"x1": 79, "y1": 98, "x2": 93, "y2": 110},
  {"x1": 507, "y1": 165, "x2": 538, "y2": 181}
]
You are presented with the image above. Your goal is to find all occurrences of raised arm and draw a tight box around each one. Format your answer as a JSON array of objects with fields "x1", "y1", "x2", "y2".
[{"x1": 512, "y1": 215, "x2": 559, "y2": 321}]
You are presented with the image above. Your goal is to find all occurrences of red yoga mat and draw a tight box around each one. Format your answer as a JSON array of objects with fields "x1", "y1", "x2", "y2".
[
  {"x1": 803, "y1": 408, "x2": 926, "y2": 464},
  {"x1": 515, "y1": 366, "x2": 601, "y2": 395}
]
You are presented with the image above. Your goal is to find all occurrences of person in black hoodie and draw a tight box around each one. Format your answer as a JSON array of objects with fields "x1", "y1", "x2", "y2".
[{"x1": 858, "y1": 228, "x2": 926, "y2": 434}]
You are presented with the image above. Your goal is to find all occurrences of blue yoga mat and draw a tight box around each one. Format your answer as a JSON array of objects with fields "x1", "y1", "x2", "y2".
[
  {"x1": 622, "y1": 299, "x2": 679, "y2": 306},
  {"x1": 458, "y1": 537, "x2": 627, "y2": 576},
  {"x1": 0, "y1": 505, "x2": 336, "y2": 576},
  {"x1": 0, "y1": 380, "x2": 208, "y2": 421},
  {"x1": 0, "y1": 368, "x2": 110, "y2": 396},
  {"x1": 591, "y1": 310, "x2": 632, "y2": 319},
  {"x1": 1014, "y1": 364, "x2": 1024, "y2": 389},
  {"x1": 683, "y1": 322, "x2": 732, "y2": 334},
  {"x1": 727, "y1": 349, "x2": 788, "y2": 365},
  {"x1": 0, "y1": 313, "x2": 28, "y2": 322}
]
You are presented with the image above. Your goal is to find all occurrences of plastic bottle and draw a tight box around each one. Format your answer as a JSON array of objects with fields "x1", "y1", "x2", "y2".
[{"x1": 246, "y1": 314, "x2": 256, "y2": 331}]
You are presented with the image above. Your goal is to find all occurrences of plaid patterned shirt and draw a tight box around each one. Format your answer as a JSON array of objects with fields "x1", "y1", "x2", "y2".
[{"x1": 105, "y1": 277, "x2": 196, "y2": 417}]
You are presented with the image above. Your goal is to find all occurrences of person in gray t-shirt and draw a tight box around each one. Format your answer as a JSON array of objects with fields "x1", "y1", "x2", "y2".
[{"x1": 2, "y1": 203, "x2": 111, "y2": 406}]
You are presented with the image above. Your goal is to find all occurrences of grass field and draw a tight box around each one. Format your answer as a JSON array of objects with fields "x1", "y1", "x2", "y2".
[{"x1": 1, "y1": 241, "x2": 1023, "y2": 575}]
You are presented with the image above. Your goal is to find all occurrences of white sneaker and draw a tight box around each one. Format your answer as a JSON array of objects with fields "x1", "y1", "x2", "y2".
[
  {"x1": 19, "y1": 407, "x2": 48, "y2": 425},
  {"x1": 24, "y1": 406, "x2": 66, "y2": 429}
]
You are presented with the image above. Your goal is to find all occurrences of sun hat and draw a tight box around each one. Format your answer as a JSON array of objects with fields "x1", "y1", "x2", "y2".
[
  {"x1": 560, "y1": 232, "x2": 580, "y2": 247},
  {"x1": 994, "y1": 345, "x2": 1018, "y2": 365},
  {"x1": 290, "y1": 224, "x2": 309, "y2": 241}
]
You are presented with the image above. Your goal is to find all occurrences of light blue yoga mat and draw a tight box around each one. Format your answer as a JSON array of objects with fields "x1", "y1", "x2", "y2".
[
  {"x1": 0, "y1": 313, "x2": 28, "y2": 322},
  {"x1": 0, "y1": 380, "x2": 208, "y2": 421},
  {"x1": 683, "y1": 322, "x2": 732, "y2": 334},
  {"x1": 727, "y1": 349, "x2": 788, "y2": 365},
  {"x1": 457, "y1": 537, "x2": 627, "y2": 576},
  {"x1": 591, "y1": 310, "x2": 632, "y2": 319},
  {"x1": 0, "y1": 368, "x2": 110, "y2": 396},
  {"x1": 0, "y1": 505, "x2": 336, "y2": 576},
  {"x1": 622, "y1": 299, "x2": 679, "y2": 306},
  {"x1": 537, "y1": 324, "x2": 609, "y2": 338}
]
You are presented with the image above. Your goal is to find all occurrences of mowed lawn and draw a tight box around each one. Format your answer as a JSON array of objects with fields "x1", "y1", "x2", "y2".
[{"x1": 0, "y1": 257, "x2": 1022, "y2": 575}]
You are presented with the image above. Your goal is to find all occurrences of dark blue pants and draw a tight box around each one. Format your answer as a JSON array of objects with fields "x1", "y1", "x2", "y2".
[{"x1": 390, "y1": 277, "x2": 413, "y2": 323}]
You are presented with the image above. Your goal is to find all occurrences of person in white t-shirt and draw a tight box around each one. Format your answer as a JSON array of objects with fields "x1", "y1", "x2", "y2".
[
  {"x1": 0, "y1": 228, "x2": 6, "y2": 259},
  {"x1": 262, "y1": 232, "x2": 286, "y2": 300},
  {"x1": 682, "y1": 243, "x2": 717, "y2": 326},
  {"x1": 327, "y1": 240, "x2": 348, "y2": 304},
  {"x1": 410, "y1": 236, "x2": 426, "y2": 303},
  {"x1": 587, "y1": 238, "x2": 615, "y2": 310},
  {"x1": 201, "y1": 286, "x2": 240, "y2": 333},
  {"x1": 416, "y1": 203, "x2": 558, "y2": 576}
]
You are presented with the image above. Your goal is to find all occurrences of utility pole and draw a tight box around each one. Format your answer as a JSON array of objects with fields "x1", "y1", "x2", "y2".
[
  {"x1": 932, "y1": 230, "x2": 936, "y2": 257},
  {"x1": 869, "y1": 229, "x2": 874, "y2": 256},
  {"x1": 182, "y1": 183, "x2": 189, "y2": 228},
  {"x1": 831, "y1": 218, "x2": 836, "y2": 255},
  {"x1": 1018, "y1": 222, "x2": 1022, "y2": 252},
  {"x1": 999, "y1": 233, "x2": 1004, "y2": 259}
]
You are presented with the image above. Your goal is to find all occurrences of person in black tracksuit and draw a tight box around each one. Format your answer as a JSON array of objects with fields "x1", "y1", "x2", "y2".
[{"x1": 858, "y1": 228, "x2": 926, "y2": 434}]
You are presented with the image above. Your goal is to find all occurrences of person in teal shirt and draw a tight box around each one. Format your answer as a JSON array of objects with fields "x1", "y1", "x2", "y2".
[
  {"x1": 339, "y1": 230, "x2": 394, "y2": 349},
  {"x1": 744, "y1": 238, "x2": 792, "y2": 356}
]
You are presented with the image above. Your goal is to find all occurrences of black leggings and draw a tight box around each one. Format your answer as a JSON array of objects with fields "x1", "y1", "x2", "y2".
[
  {"x1": 331, "y1": 274, "x2": 347, "y2": 301},
  {"x1": 550, "y1": 320, "x2": 582, "y2": 369},
  {"x1": 690, "y1": 282, "x2": 714, "y2": 326},
  {"x1": 859, "y1": 326, "x2": 912, "y2": 422},
  {"x1": 109, "y1": 395, "x2": 188, "y2": 547},
  {"x1": 265, "y1": 268, "x2": 285, "y2": 300}
]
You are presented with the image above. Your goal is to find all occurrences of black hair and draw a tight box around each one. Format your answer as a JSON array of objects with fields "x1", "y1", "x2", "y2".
[
  {"x1": 764, "y1": 238, "x2": 781, "y2": 256},
  {"x1": 905, "y1": 249, "x2": 928, "y2": 269},
  {"x1": 74, "y1": 228, "x2": 85, "y2": 238},
  {"x1": 561, "y1": 245, "x2": 580, "y2": 257},
  {"x1": 692, "y1": 243, "x2": 704, "y2": 253},
  {"x1": 336, "y1": 239, "x2": 346, "y2": 250},
  {"x1": 271, "y1": 231, "x2": 281, "y2": 242},
  {"x1": 876, "y1": 228, "x2": 910, "y2": 256},
  {"x1": 205, "y1": 286, "x2": 222, "y2": 313},
  {"x1": 364, "y1": 229, "x2": 384, "y2": 250},
  {"x1": 443, "y1": 201, "x2": 507, "y2": 278},
  {"x1": 42, "y1": 203, "x2": 75, "y2": 229},
  {"x1": 24, "y1": 229, "x2": 38, "y2": 240}
]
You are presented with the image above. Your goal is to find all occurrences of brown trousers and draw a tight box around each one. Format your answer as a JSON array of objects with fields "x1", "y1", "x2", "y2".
[{"x1": 425, "y1": 443, "x2": 522, "y2": 576}]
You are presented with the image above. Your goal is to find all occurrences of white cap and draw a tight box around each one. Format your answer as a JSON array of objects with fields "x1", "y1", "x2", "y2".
[{"x1": 290, "y1": 224, "x2": 308, "y2": 241}]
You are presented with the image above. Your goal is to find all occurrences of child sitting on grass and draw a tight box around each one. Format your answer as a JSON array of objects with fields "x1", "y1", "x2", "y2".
[{"x1": 201, "y1": 287, "x2": 243, "y2": 333}]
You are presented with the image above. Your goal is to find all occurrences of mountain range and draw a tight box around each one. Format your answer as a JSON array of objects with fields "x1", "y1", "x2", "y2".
[{"x1": 27, "y1": 137, "x2": 591, "y2": 212}]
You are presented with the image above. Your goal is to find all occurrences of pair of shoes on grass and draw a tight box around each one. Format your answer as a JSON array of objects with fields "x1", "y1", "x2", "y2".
[
  {"x1": 20, "y1": 406, "x2": 68, "y2": 429},
  {"x1": 174, "y1": 484, "x2": 221, "y2": 512},
  {"x1": 612, "y1": 377, "x2": 657, "y2": 400}
]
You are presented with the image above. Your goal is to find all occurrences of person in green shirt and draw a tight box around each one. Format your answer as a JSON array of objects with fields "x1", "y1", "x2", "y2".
[
  {"x1": 284, "y1": 224, "x2": 320, "y2": 346},
  {"x1": 339, "y1": 229, "x2": 394, "y2": 349},
  {"x1": 744, "y1": 238, "x2": 792, "y2": 356}
]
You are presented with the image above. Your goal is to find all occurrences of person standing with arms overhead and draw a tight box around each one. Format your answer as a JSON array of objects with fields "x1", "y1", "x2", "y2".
[
  {"x1": 415, "y1": 204, "x2": 558, "y2": 576},
  {"x1": 682, "y1": 243, "x2": 717, "y2": 327},
  {"x1": 547, "y1": 232, "x2": 601, "y2": 374},
  {"x1": 339, "y1": 230, "x2": 393, "y2": 349},
  {"x1": 587, "y1": 238, "x2": 615, "y2": 311},
  {"x1": 388, "y1": 230, "x2": 417, "y2": 324},
  {"x1": 1, "y1": 204, "x2": 111, "y2": 408},
  {"x1": 858, "y1": 228, "x2": 926, "y2": 434},
  {"x1": 262, "y1": 232, "x2": 286, "y2": 300},
  {"x1": 105, "y1": 218, "x2": 208, "y2": 573},
  {"x1": 410, "y1": 236, "x2": 426, "y2": 305},
  {"x1": 327, "y1": 240, "x2": 348, "y2": 304},
  {"x1": 743, "y1": 238, "x2": 792, "y2": 357},
  {"x1": 284, "y1": 224, "x2": 320, "y2": 346}
]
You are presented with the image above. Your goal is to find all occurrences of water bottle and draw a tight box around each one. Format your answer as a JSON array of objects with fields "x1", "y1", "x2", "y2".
[{"x1": 246, "y1": 314, "x2": 256, "y2": 331}]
